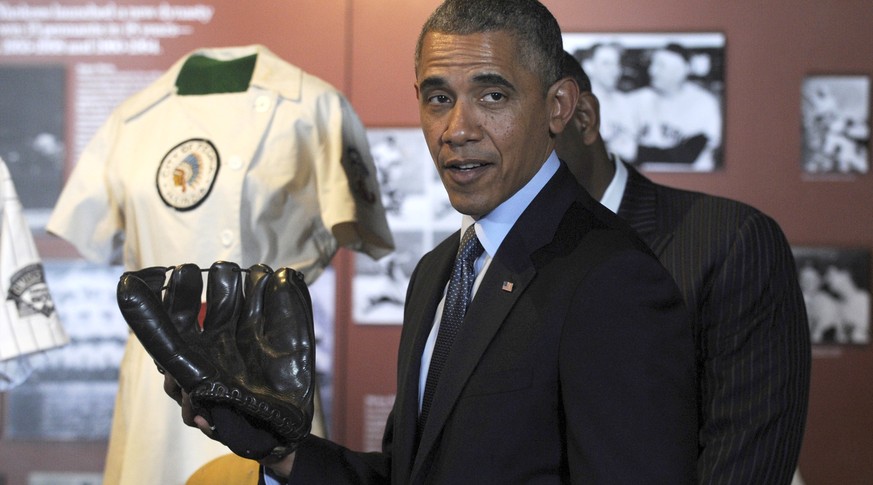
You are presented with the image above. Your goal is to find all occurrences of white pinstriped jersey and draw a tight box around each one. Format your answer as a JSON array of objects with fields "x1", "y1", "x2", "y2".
[{"x1": 1, "y1": 158, "x2": 68, "y2": 388}]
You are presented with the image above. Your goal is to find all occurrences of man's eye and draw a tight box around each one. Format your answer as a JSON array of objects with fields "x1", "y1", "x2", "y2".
[
  {"x1": 428, "y1": 94, "x2": 452, "y2": 104},
  {"x1": 483, "y1": 92, "x2": 505, "y2": 102}
]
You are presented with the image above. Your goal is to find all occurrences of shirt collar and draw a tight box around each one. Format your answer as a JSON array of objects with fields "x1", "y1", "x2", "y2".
[
  {"x1": 121, "y1": 45, "x2": 303, "y2": 120},
  {"x1": 461, "y1": 151, "x2": 560, "y2": 257},
  {"x1": 599, "y1": 153, "x2": 628, "y2": 214}
]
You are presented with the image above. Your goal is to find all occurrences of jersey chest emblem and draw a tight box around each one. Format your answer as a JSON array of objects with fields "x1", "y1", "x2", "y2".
[
  {"x1": 6, "y1": 263, "x2": 56, "y2": 318},
  {"x1": 157, "y1": 138, "x2": 220, "y2": 211}
]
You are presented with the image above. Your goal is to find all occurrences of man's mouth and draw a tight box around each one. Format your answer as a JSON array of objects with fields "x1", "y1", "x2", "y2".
[
  {"x1": 451, "y1": 162, "x2": 484, "y2": 171},
  {"x1": 445, "y1": 158, "x2": 488, "y2": 171}
]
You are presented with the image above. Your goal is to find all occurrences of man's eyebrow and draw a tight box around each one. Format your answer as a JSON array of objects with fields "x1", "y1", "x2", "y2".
[
  {"x1": 418, "y1": 73, "x2": 516, "y2": 92},
  {"x1": 418, "y1": 76, "x2": 448, "y2": 92},
  {"x1": 472, "y1": 73, "x2": 515, "y2": 91}
]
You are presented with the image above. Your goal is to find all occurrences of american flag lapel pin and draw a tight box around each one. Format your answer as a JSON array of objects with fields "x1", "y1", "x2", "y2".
[{"x1": 501, "y1": 281, "x2": 514, "y2": 292}]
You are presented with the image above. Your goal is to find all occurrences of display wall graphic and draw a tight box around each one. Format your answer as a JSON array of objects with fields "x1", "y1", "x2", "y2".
[
  {"x1": 0, "y1": 1, "x2": 219, "y2": 230},
  {"x1": 353, "y1": 128, "x2": 459, "y2": 325},
  {"x1": 0, "y1": 64, "x2": 66, "y2": 227},
  {"x1": 793, "y1": 246, "x2": 871, "y2": 345},
  {"x1": 562, "y1": 32, "x2": 726, "y2": 172},
  {"x1": 801, "y1": 74, "x2": 870, "y2": 176}
]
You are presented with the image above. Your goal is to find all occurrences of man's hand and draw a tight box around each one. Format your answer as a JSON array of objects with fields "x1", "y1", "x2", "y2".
[
  {"x1": 117, "y1": 261, "x2": 315, "y2": 461},
  {"x1": 164, "y1": 373, "x2": 297, "y2": 479},
  {"x1": 163, "y1": 373, "x2": 201, "y2": 429}
]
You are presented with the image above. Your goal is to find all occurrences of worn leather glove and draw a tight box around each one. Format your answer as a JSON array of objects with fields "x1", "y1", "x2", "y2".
[{"x1": 116, "y1": 261, "x2": 314, "y2": 460}]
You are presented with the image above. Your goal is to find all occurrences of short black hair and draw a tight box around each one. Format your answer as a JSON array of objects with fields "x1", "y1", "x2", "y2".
[
  {"x1": 561, "y1": 50, "x2": 592, "y2": 93},
  {"x1": 415, "y1": 0, "x2": 564, "y2": 92}
]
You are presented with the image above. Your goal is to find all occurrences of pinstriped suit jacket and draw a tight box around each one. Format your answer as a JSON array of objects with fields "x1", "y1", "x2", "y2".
[{"x1": 617, "y1": 164, "x2": 810, "y2": 485}]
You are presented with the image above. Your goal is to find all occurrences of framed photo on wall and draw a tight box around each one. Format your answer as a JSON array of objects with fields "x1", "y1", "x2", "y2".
[
  {"x1": 353, "y1": 128, "x2": 460, "y2": 325},
  {"x1": 801, "y1": 74, "x2": 870, "y2": 176},
  {"x1": 793, "y1": 246, "x2": 871, "y2": 345},
  {"x1": 562, "y1": 32, "x2": 726, "y2": 172}
]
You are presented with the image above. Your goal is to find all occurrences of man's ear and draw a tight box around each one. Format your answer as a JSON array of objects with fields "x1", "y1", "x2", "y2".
[
  {"x1": 548, "y1": 77, "x2": 580, "y2": 136},
  {"x1": 576, "y1": 91, "x2": 602, "y2": 145}
]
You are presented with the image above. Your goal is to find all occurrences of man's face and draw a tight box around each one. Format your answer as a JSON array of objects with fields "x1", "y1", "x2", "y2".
[
  {"x1": 649, "y1": 49, "x2": 689, "y2": 93},
  {"x1": 415, "y1": 31, "x2": 558, "y2": 219},
  {"x1": 586, "y1": 45, "x2": 622, "y2": 91}
]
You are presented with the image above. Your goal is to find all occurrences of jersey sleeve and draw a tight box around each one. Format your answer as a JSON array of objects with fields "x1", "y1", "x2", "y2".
[
  {"x1": 313, "y1": 91, "x2": 394, "y2": 261},
  {"x1": 46, "y1": 111, "x2": 125, "y2": 265}
]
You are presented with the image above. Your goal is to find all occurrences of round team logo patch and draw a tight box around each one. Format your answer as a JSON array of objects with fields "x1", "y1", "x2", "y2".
[{"x1": 157, "y1": 138, "x2": 220, "y2": 211}]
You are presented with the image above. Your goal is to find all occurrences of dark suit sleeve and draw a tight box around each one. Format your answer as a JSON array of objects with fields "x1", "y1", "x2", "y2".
[
  {"x1": 560, "y1": 249, "x2": 698, "y2": 484},
  {"x1": 696, "y1": 212, "x2": 810, "y2": 484},
  {"x1": 283, "y1": 419, "x2": 394, "y2": 484}
]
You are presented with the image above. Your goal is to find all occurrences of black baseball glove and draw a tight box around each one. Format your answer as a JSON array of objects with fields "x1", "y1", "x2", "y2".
[{"x1": 116, "y1": 261, "x2": 314, "y2": 460}]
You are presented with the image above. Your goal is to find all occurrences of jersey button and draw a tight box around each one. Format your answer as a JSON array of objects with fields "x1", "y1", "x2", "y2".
[{"x1": 255, "y1": 95, "x2": 271, "y2": 113}]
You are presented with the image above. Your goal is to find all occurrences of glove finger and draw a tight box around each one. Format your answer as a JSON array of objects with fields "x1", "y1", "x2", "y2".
[
  {"x1": 264, "y1": 267, "x2": 315, "y2": 397},
  {"x1": 121, "y1": 266, "x2": 168, "y2": 295},
  {"x1": 202, "y1": 261, "x2": 247, "y2": 376},
  {"x1": 164, "y1": 263, "x2": 204, "y2": 340},
  {"x1": 203, "y1": 261, "x2": 243, "y2": 332},
  {"x1": 237, "y1": 264, "x2": 273, "y2": 357},
  {"x1": 117, "y1": 273, "x2": 216, "y2": 390}
]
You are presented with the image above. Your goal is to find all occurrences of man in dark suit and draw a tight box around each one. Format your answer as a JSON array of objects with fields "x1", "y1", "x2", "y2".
[
  {"x1": 168, "y1": 1, "x2": 699, "y2": 482},
  {"x1": 556, "y1": 51, "x2": 811, "y2": 485}
]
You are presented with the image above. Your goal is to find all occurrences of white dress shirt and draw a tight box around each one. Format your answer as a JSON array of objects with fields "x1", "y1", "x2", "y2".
[{"x1": 599, "y1": 154, "x2": 628, "y2": 214}]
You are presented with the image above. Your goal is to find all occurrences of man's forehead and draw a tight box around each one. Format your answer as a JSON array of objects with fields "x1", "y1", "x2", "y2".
[
  {"x1": 419, "y1": 31, "x2": 516, "y2": 63},
  {"x1": 416, "y1": 31, "x2": 524, "y2": 83}
]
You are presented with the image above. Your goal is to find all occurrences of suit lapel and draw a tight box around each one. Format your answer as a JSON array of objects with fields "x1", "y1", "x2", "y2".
[
  {"x1": 394, "y1": 237, "x2": 457, "y2": 483},
  {"x1": 413, "y1": 258, "x2": 535, "y2": 463},
  {"x1": 410, "y1": 163, "x2": 579, "y2": 481},
  {"x1": 617, "y1": 164, "x2": 673, "y2": 255}
]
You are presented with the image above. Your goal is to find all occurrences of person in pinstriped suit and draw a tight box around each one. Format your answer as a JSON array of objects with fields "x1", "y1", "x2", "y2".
[{"x1": 557, "y1": 51, "x2": 811, "y2": 485}]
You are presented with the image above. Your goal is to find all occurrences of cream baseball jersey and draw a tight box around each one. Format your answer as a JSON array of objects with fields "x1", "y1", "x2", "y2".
[
  {"x1": 46, "y1": 45, "x2": 394, "y2": 485},
  {"x1": 47, "y1": 44, "x2": 393, "y2": 282}
]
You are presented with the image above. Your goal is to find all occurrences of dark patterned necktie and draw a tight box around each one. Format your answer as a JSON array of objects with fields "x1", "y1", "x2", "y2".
[{"x1": 419, "y1": 225, "x2": 485, "y2": 429}]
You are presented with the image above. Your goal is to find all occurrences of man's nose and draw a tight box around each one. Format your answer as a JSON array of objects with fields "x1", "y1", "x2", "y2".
[{"x1": 442, "y1": 99, "x2": 481, "y2": 146}]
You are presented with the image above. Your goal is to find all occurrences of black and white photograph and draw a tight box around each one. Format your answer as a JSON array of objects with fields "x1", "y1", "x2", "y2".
[
  {"x1": 562, "y1": 32, "x2": 726, "y2": 172},
  {"x1": 353, "y1": 128, "x2": 460, "y2": 325},
  {"x1": 0, "y1": 64, "x2": 66, "y2": 227},
  {"x1": 308, "y1": 267, "x2": 337, "y2": 429},
  {"x1": 793, "y1": 246, "x2": 871, "y2": 345},
  {"x1": 801, "y1": 74, "x2": 870, "y2": 176}
]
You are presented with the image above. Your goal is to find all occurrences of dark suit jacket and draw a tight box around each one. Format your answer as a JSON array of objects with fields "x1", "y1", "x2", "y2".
[
  {"x1": 288, "y1": 164, "x2": 698, "y2": 484},
  {"x1": 617, "y1": 164, "x2": 810, "y2": 485}
]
